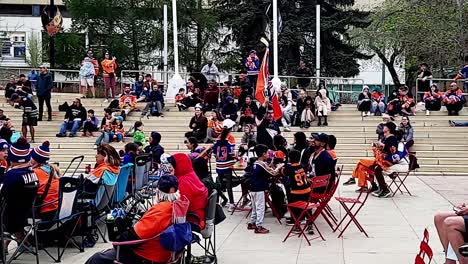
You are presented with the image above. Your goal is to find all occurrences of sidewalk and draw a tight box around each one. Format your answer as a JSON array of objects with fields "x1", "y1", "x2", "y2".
[{"x1": 16, "y1": 176, "x2": 458, "y2": 264}]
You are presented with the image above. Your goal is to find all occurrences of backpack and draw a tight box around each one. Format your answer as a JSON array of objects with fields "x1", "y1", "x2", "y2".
[
  {"x1": 160, "y1": 199, "x2": 192, "y2": 253},
  {"x1": 108, "y1": 99, "x2": 119, "y2": 109},
  {"x1": 58, "y1": 102, "x2": 69, "y2": 112},
  {"x1": 269, "y1": 183, "x2": 287, "y2": 218}
]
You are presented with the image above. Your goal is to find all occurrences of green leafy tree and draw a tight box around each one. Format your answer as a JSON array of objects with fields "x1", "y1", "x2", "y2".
[
  {"x1": 26, "y1": 32, "x2": 42, "y2": 68},
  {"x1": 353, "y1": 0, "x2": 468, "y2": 86},
  {"x1": 214, "y1": 0, "x2": 371, "y2": 77}
]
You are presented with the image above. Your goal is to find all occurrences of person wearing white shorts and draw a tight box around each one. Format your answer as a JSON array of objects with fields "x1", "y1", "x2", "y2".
[{"x1": 79, "y1": 51, "x2": 97, "y2": 98}]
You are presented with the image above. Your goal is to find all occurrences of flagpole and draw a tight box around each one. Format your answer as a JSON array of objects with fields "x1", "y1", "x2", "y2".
[
  {"x1": 271, "y1": 0, "x2": 281, "y2": 93},
  {"x1": 163, "y1": 4, "x2": 168, "y2": 87},
  {"x1": 167, "y1": 0, "x2": 185, "y2": 100},
  {"x1": 316, "y1": 4, "x2": 321, "y2": 86}
]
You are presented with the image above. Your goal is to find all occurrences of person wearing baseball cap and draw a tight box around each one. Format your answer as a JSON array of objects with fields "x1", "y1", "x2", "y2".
[
  {"x1": 1, "y1": 137, "x2": 38, "y2": 250},
  {"x1": 85, "y1": 175, "x2": 180, "y2": 264},
  {"x1": 309, "y1": 133, "x2": 335, "y2": 188},
  {"x1": 31, "y1": 141, "x2": 59, "y2": 219}
]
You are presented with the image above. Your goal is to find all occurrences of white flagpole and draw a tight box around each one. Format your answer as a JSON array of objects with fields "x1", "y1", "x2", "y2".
[
  {"x1": 316, "y1": 4, "x2": 321, "y2": 86},
  {"x1": 271, "y1": 0, "x2": 281, "y2": 92},
  {"x1": 163, "y1": 5, "x2": 168, "y2": 86},
  {"x1": 167, "y1": 0, "x2": 185, "y2": 99}
]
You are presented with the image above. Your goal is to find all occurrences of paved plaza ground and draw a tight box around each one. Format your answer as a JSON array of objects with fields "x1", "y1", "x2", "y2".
[{"x1": 13, "y1": 175, "x2": 467, "y2": 264}]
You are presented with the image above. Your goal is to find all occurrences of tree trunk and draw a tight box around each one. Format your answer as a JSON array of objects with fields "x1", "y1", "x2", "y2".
[{"x1": 372, "y1": 47, "x2": 401, "y2": 87}]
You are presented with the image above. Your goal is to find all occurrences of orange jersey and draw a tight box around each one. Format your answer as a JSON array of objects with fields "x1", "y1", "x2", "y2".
[
  {"x1": 175, "y1": 94, "x2": 186, "y2": 103},
  {"x1": 101, "y1": 59, "x2": 117, "y2": 77},
  {"x1": 91, "y1": 59, "x2": 99, "y2": 75},
  {"x1": 327, "y1": 150, "x2": 337, "y2": 160},
  {"x1": 208, "y1": 119, "x2": 223, "y2": 134},
  {"x1": 133, "y1": 201, "x2": 173, "y2": 262},
  {"x1": 35, "y1": 166, "x2": 59, "y2": 213},
  {"x1": 119, "y1": 95, "x2": 137, "y2": 108},
  {"x1": 113, "y1": 124, "x2": 125, "y2": 134}
]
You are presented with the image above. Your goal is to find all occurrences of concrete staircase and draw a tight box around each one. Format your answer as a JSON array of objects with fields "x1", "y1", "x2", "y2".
[{"x1": 2, "y1": 93, "x2": 467, "y2": 176}]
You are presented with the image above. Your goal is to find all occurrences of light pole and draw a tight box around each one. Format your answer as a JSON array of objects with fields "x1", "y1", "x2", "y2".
[
  {"x1": 316, "y1": 4, "x2": 321, "y2": 86},
  {"x1": 167, "y1": 0, "x2": 185, "y2": 99},
  {"x1": 271, "y1": 0, "x2": 281, "y2": 93},
  {"x1": 163, "y1": 4, "x2": 168, "y2": 87}
]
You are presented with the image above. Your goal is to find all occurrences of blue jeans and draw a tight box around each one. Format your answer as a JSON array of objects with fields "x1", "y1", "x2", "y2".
[
  {"x1": 109, "y1": 132, "x2": 123, "y2": 141},
  {"x1": 95, "y1": 132, "x2": 110, "y2": 145},
  {"x1": 452, "y1": 121, "x2": 468, "y2": 126},
  {"x1": 371, "y1": 101, "x2": 386, "y2": 114},
  {"x1": 59, "y1": 120, "x2": 81, "y2": 135}
]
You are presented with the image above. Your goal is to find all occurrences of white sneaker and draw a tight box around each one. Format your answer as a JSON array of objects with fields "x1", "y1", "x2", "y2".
[
  {"x1": 426, "y1": 110, "x2": 430, "y2": 116},
  {"x1": 227, "y1": 203, "x2": 236, "y2": 212},
  {"x1": 362, "y1": 112, "x2": 366, "y2": 117},
  {"x1": 284, "y1": 127, "x2": 291, "y2": 132},
  {"x1": 93, "y1": 144, "x2": 98, "y2": 149},
  {"x1": 103, "y1": 99, "x2": 109, "y2": 103}
]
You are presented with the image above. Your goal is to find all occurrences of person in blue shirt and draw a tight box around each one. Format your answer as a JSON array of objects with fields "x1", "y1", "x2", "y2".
[
  {"x1": 122, "y1": 143, "x2": 139, "y2": 165},
  {"x1": 9, "y1": 93, "x2": 38, "y2": 143},
  {"x1": 248, "y1": 144, "x2": 283, "y2": 234},
  {"x1": 1, "y1": 137, "x2": 38, "y2": 251},
  {"x1": 142, "y1": 85, "x2": 164, "y2": 117},
  {"x1": 133, "y1": 75, "x2": 144, "y2": 98}
]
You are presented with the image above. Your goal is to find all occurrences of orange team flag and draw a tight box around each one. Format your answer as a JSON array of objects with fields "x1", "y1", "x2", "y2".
[
  {"x1": 255, "y1": 49, "x2": 269, "y2": 104},
  {"x1": 255, "y1": 49, "x2": 283, "y2": 121}
]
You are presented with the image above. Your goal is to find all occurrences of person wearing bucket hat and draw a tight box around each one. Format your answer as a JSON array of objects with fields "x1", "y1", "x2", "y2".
[
  {"x1": 0, "y1": 139, "x2": 9, "y2": 181},
  {"x1": 85, "y1": 175, "x2": 180, "y2": 264},
  {"x1": 185, "y1": 105, "x2": 208, "y2": 143},
  {"x1": 376, "y1": 114, "x2": 395, "y2": 142},
  {"x1": 1, "y1": 137, "x2": 39, "y2": 250},
  {"x1": 31, "y1": 141, "x2": 60, "y2": 219}
]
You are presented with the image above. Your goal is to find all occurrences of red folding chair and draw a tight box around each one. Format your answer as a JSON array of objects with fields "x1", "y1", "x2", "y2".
[
  {"x1": 333, "y1": 175, "x2": 373, "y2": 238},
  {"x1": 244, "y1": 191, "x2": 283, "y2": 224},
  {"x1": 283, "y1": 175, "x2": 330, "y2": 246},
  {"x1": 321, "y1": 165, "x2": 344, "y2": 230},
  {"x1": 415, "y1": 240, "x2": 433, "y2": 264},
  {"x1": 388, "y1": 156, "x2": 417, "y2": 197}
]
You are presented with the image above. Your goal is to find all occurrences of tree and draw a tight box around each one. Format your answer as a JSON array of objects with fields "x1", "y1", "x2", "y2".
[
  {"x1": 214, "y1": 0, "x2": 371, "y2": 77},
  {"x1": 353, "y1": 0, "x2": 467, "y2": 86},
  {"x1": 65, "y1": 0, "x2": 163, "y2": 71},
  {"x1": 42, "y1": 32, "x2": 84, "y2": 69}
]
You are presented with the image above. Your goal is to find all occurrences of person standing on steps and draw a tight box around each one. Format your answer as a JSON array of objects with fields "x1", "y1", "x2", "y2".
[
  {"x1": 36, "y1": 65, "x2": 53, "y2": 121},
  {"x1": 101, "y1": 52, "x2": 117, "y2": 101},
  {"x1": 9, "y1": 93, "x2": 38, "y2": 143}
]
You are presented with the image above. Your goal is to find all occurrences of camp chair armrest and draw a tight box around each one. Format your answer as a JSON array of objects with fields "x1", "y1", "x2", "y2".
[
  {"x1": 35, "y1": 198, "x2": 60, "y2": 208},
  {"x1": 112, "y1": 235, "x2": 160, "y2": 246},
  {"x1": 187, "y1": 212, "x2": 201, "y2": 222}
]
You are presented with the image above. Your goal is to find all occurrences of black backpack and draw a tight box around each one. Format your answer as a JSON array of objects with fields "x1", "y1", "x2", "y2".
[
  {"x1": 269, "y1": 183, "x2": 287, "y2": 218},
  {"x1": 58, "y1": 102, "x2": 69, "y2": 112}
]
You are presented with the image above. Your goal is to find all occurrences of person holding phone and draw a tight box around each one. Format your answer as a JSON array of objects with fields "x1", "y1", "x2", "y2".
[{"x1": 434, "y1": 204, "x2": 468, "y2": 264}]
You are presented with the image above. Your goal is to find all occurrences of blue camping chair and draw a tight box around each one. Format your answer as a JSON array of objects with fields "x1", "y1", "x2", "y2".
[{"x1": 114, "y1": 163, "x2": 134, "y2": 207}]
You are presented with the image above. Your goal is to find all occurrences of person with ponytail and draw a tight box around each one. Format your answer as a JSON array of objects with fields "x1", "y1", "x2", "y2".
[
  {"x1": 84, "y1": 144, "x2": 121, "y2": 193},
  {"x1": 1, "y1": 137, "x2": 39, "y2": 250},
  {"x1": 212, "y1": 119, "x2": 237, "y2": 210},
  {"x1": 31, "y1": 141, "x2": 59, "y2": 220}
]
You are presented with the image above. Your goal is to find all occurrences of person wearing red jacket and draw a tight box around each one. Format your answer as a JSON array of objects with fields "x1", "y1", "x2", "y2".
[{"x1": 171, "y1": 153, "x2": 208, "y2": 230}]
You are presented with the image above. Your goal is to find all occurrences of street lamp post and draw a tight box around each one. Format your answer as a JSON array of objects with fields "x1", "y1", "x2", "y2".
[
  {"x1": 271, "y1": 0, "x2": 281, "y2": 93},
  {"x1": 167, "y1": 0, "x2": 185, "y2": 99}
]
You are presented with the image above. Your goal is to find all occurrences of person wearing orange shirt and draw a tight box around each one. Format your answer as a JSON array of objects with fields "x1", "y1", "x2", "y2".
[
  {"x1": 101, "y1": 52, "x2": 117, "y2": 100},
  {"x1": 31, "y1": 141, "x2": 59, "y2": 220},
  {"x1": 119, "y1": 87, "x2": 137, "y2": 110},
  {"x1": 85, "y1": 175, "x2": 180, "y2": 264},
  {"x1": 207, "y1": 110, "x2": 224, "y2": 142}
]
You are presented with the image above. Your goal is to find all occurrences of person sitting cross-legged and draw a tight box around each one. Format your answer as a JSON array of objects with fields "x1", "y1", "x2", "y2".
[
  {"x1": 56, "y1": 98, "x2": 87, "y2": 137},
  {"x1": 85, "y1": 175, "x2": 182, "y2": 264},
  {"x1": 434, "y1": 205, "x2": 468, "y2": 264},
  {"x1": 119, "y1": 86, "x2": 137, "y2": 113},
  {"x1": 424, "y1": 83, "x2": 443, "y2": 116},
  {"x1": 444, "y1": 82, "x2": 465, "y2": 116}
]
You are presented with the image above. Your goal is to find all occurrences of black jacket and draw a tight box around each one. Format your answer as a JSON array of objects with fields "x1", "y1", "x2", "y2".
[
  {"x1": 65, "y1": 104, "x2": 87, "y2": 122},
  {"x1": 37, "y1": 72, "x2": 53, "y2": 98}
]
